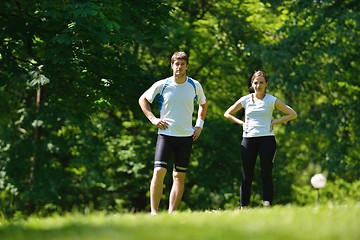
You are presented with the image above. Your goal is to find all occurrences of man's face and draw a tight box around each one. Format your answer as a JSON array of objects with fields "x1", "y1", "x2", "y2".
[{"x1": 171, "y1": 59, "x2": 188, "y2": 77}]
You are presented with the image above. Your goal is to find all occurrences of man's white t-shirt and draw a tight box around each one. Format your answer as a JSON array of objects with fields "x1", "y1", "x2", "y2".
[
  {"x1": 240, "y1": 93, "x2": 277, "y2": 138},
  {"x1": 144, "y1": 76, "x2": 206, "y2": 137}
]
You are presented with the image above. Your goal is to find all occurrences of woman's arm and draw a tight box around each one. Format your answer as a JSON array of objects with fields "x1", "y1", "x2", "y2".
[
  {"x1": 271, "y1": 99, "x2": 297, "y2": 131},
  {"x1": 224, "y1": 100, "x2": 245, "y2": 126}
]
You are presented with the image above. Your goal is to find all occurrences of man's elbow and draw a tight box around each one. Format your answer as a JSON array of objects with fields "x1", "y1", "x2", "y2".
[
  {"x1": 291, "y1": 111, "x2": 298, "y2": 120},
  {"x1": 201, "y1": 101, "x2": 208, "y2": 109},
  {"x1": 138, "y1": 94, "x2": 146, "y2": 106}
]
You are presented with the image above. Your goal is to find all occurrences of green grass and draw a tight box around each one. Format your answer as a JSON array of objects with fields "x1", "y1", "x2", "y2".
[{"x1": 0, "y1": 205, "x2": 359, "y2": 240}]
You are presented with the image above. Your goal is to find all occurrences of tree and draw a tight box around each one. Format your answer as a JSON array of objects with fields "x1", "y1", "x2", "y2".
[
  {"x1": 0, "y1": 0, "x2": 171, "y2": 216},
  {"x1": 1, "y1": 0, "x2": 359, "y2": 216}
]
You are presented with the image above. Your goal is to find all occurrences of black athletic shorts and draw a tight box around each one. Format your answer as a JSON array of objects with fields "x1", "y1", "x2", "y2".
[{"x1": 154, "y1": 134, "x2": 193, "y2": 172}]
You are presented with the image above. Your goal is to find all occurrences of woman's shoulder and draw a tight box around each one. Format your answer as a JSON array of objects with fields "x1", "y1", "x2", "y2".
[
  {"x1": 266, "y1": 93, "x2": 277, "y2": 101},
  {"x1": 238, "y1": 94, "x2": 252, "y2": 105},
  {"x1": 265, "y1": 93, "x2": 277, "y2": 107},
  {"x1": 239, "y1": 93, "x2": 252, "y2": 101}
]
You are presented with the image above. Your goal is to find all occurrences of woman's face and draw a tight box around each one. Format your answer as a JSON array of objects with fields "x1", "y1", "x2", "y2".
[{"x1": 252, "y1": 76, "x2": 268, "y2": 93}]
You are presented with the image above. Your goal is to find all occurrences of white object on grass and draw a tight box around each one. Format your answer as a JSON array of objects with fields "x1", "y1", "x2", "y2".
[{"x1": 311, "y1": 173, "x2": 327, "y2": 189}]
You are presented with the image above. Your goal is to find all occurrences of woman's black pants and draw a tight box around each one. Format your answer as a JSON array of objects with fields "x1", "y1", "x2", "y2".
[{"x1": 240, "y1": 136, "x2": 277, "y2": 206}]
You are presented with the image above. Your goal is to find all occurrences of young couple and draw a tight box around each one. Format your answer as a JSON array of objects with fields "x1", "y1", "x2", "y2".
[{"x1": 138, "y1": 52, "x2": 297, "y2": 214}]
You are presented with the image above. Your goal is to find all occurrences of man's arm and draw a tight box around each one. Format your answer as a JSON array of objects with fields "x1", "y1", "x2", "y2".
[
  {"x1": 197, "y1": 102, "x2": 208, "y2": 122},
  {"x1": 138, "y1": 94, "x2": 168, "y2": 130},
  {"x1": 193, "y1": 101, "x2": 208, "y2": 140}
]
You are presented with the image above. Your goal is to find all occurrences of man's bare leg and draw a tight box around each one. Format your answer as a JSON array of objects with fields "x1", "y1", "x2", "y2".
[
  {"x1": 150, "y1": 167, "x2": 167, "y2": 215},
  {"x1": 168, "y1": 171, "x2": 186, "y2": 213}
]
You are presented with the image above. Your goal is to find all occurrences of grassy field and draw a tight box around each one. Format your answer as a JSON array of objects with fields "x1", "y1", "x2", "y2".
[{"x1": 0, "y1": 205, "x2": 359, "y2": 240}]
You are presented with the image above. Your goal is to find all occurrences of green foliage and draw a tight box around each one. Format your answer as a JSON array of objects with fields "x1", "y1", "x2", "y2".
[
  {"x1": 293, "y1": 178, "x2": 360, "y2": 206},
  {"x1": 263, "y1": 0, "x2": 360, "y2": 184},
  {"x1": 0, "y1": 0, "x2": 170, "y2": 217},
  {"x1": 1, "y1": 0, "x2": 359, "y2": 217}
]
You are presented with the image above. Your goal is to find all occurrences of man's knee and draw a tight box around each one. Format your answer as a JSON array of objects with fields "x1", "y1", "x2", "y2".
[
  {"x1": 153, "y1": 167, "x2": 167, "y2": 179},
  {"x1": 172, "y1": 171, "x2": 186, "y2": 182}
]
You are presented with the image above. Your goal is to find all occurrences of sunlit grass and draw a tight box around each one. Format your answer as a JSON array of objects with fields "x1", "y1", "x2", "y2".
[{"x1": 0, "y1": 204, "x2": 359, "y2": 240}]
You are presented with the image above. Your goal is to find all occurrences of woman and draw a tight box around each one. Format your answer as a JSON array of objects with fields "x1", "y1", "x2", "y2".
[{"x1": 224, "y1": 70, "x2": 297, "y2": 208}]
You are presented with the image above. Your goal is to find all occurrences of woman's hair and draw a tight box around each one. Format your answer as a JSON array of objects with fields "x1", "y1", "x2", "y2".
[
  {"x1": 171, "y1": 51, "x2": 189, "y2": 65},
  {"x1": 249, "y1": 70, "x2": 269, "y2": 93},
  {"x1": 251, "y1": 70, "x2": 269, "y2": 83}
]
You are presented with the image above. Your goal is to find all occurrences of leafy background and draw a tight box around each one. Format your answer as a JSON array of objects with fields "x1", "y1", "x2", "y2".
[{"x1": 0, "y1": 0, "x2": 359, "y2": 217}]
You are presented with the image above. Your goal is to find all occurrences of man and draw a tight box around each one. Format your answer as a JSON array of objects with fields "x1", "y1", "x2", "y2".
[{"x1": 138, "y1": 51, "x2": 208, "y2": 215}]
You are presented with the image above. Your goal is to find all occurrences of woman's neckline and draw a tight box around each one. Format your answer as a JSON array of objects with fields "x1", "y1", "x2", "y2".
[{"x1": 251, "y1": 93, "x2": 266, "y2": 104}]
